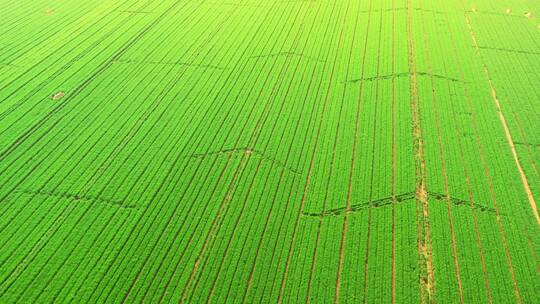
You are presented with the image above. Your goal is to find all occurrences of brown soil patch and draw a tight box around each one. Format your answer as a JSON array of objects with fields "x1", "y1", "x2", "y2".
[{"x1": 51, "y1": 91, "x2": 65, "y2": 100}]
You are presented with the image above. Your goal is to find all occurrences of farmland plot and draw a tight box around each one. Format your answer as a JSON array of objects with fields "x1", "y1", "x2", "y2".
[{"x1": 0, "y1": 0, "x2": 538, "y2": 303}]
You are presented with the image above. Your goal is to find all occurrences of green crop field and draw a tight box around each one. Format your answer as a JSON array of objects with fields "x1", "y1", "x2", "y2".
[{"x1": 0, "y1": 0, "x2": 539, "y2": 303}]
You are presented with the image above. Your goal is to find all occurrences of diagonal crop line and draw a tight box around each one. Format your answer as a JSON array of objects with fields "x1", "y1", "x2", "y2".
[
  {"x1": 249, "y1": 51, "x2": 327, "y2": 63},
  {"x1": 188, "y1": 147, "x2": 301, "y2": 175},
  {"x1": 301, "y1": 191, "x2": 498, "y2": 217},
  {"x1": 477, "y1": 45, "x2": 540, "y2": 55},
  {"x1": 16, "y1": 189, "x2": 137, "y2": 210},
  {"x1": 344, "y1": 71, "x2": 464, "y2": 84},
  {"x1": 114, "y1": 58, "x2": 228, "y2": 70}
]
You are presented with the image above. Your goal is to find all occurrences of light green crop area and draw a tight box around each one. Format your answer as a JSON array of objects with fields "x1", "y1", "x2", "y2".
[{"x1": 0, "y1": 0, "x2": 539, "y2": 303}]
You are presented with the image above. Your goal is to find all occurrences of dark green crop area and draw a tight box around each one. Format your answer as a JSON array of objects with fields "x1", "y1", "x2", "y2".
[{"x1": 0, "y1": 0, "x2": 539, "y2": 303}]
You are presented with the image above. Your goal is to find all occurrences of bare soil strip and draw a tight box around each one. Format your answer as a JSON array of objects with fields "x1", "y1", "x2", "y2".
[{"x1": 406, "y1": 1, "x2": 435, "y2": 302}]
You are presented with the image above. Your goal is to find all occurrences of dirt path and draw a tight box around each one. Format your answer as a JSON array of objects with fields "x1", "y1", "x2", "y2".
[{"x1": 406, "y1": 1, "x2": 435, "y2": 302}]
